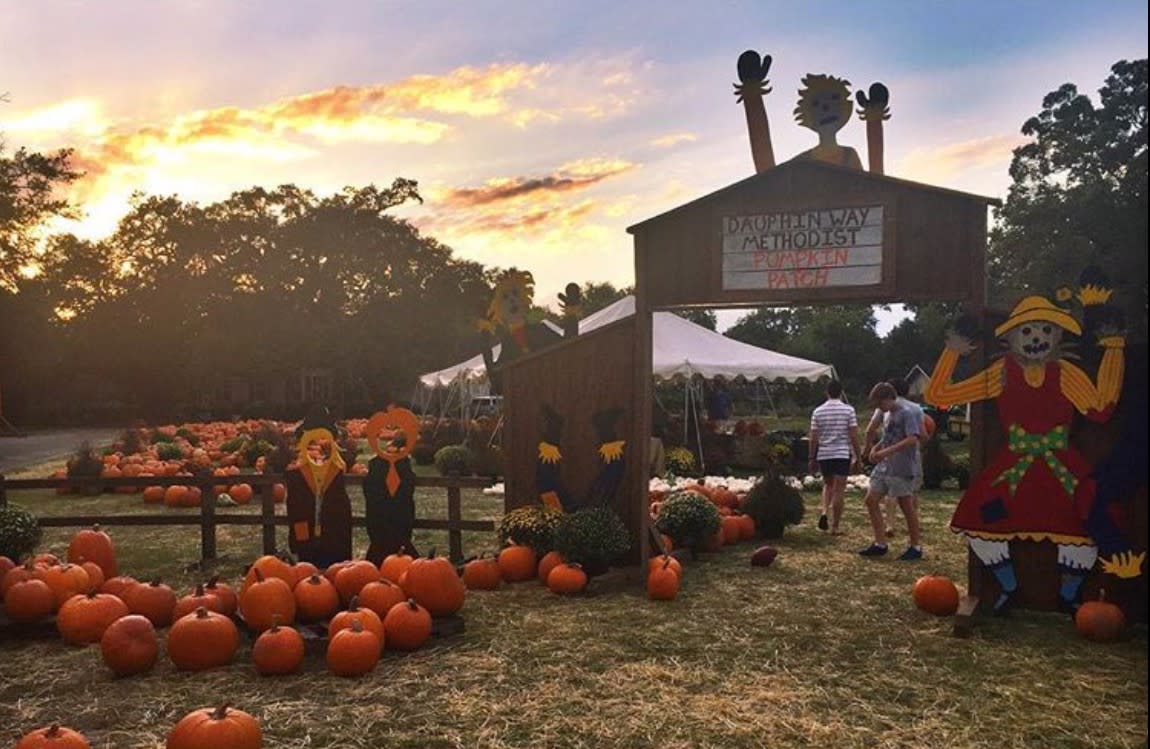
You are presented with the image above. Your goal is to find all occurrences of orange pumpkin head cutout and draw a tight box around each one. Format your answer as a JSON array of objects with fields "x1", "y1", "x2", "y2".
[{"x1": 366, "y1": 406, "x2": 419, "y2": 496}]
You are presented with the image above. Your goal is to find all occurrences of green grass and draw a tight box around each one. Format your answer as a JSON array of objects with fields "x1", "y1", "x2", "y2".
[{"x1": 1, "y1": 488, "x2": 1146, "y2": 749}]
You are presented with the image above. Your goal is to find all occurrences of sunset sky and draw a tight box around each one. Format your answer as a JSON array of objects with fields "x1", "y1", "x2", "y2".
[{"x1": 2, "y1": 1, "x2": 1147, "y2": 331}]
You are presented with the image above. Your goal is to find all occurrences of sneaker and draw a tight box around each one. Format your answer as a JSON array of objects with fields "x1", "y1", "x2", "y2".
[
  {"x1": 817, "y1": 514, "x2": 829, "y2": 531},
  {"x1": 858, "y1": 543, "x2": 889, "y2": 557},
  {"x1": 897, "y1": 546, "x2": 923, "y2": 561}
]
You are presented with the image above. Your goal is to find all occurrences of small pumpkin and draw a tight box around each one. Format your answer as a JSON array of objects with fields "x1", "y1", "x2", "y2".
[
  {"x1": 143, "y1": 485, "x2": 166, "y2": 504},
  {"x1": 228, "y1": 483, "x2": 253, "y2": 505},
  {"x1": 290, "y1": 561, "x2": 320, "y2": 587},
  {"x1": 536, "y1": 550, "x2": 564, "y2": 584},
  {"x1": 66, "y1": 524, "x2": 118, "y2": 579},
  {"x1": 252, "y1": 616, "x2": 305, "y2": 676},
  {"x1": 324, "y1": 560, "x2": 352, "y2": 584},
  {"x1": 242, "y1": 555, "x2": 295, "y2": 594},
  {"x1": 100, "y1": 575, "x2": 140, "y2": 601},
  {"x1": 402, "y1": 550, "x2": 466, "y2": 617},
  {"x1": 169, "y1": 607, "x2": 240, "y2": 671},
  {"x1": 647, "y1": 558, "x2": 680, "y2": 601},
  {"x1": 41, "y1": 563, "x2": 91, "y2": 608},
  {"x1": 1075, "y1": 590, "x2": 1126, "y2": 643},
  {"x1": 357, "y1": 578, "x2": 407, "y2": 618},
  {"x1": 912, "y1": 574, "x2": 960, "y2": 617},
  {"x1": 462, "y1": 556, "x2": 502, "y2": 591},
  {"x1": 328, "y1": 596, "x2": 385, "y2": 650},
  {"x1": 546, "y1": 563, "x2": 587, "y2": 595},
  {"x1": 498, "y1": 545, "x2": 537, "y2": 583},
  {"x1": 163, "y1": 485, "x2": 188, "y2": 507},
  {"x1": 100, "y1": 614, "x2": 158, "y2": 676},
  {"x1": 383, "y1": 599, "x2": 432, "y2": 651},
  {"x1": 379, "y1": 547, "x2": 414, "y2": 583},
  {"x1": 720, "y1": 516, "x2": 742, "y2": 545},
  {"x1": 334, "y1": 560, "x2": 382, "y2": 605},
  {"x1": 0, "y1": 554, "x2": 16, "y2": 582},
  {"x1": 56, "y1": 591, "x2": 130, "y2": 645},
  {"x1": 647, "y1": 554, "x2": 682, "y2": 578},
  {"x1": 2, "y1": 561, "x2": 39, "y2": 598},
  {"x1": 327, "y1": 619, "x2": 381, "y2": 677},
  {"x1": 735, "y1": 513, "x2": 756, "y2": 541},
  {"x1": 76, "y1": 561, "x2": 105, "y2": 592},
  {"x1": 173, "y1": 583, "x2": 224, "y2": 621},
  {"x1": 294, "y1": 574, "x2": 341, "y2": 622},
  {"x1": 204, "y1": 576, "x2": 238, "y2": 616},
  {"x1": 239, "y1": 570, "x2": 296, "y2": 632},
  {"x1": 4, "y1": 578, "x2": 56, "y2": 623},
  {"x1": 14, "y1": 725, "x2": 91, "y2": 749},
  {"x1": 125, "y1": 579, "x2": 177, "y2": 627},
  {"x1": 166, "y1": 704, "x2": 263, "y2": 749}
]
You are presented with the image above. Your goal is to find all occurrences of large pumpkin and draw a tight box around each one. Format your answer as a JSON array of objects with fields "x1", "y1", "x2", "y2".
[
  {"x1": 100, "y1": 614, "x2": 158, "y2": 676},
  {"x1": 383, "y1": 599, "x2": 432, "y2": 651},
  {"x1": 14, "y1": 725, "x2": 92, "y2": 749},
  {"x1": 169, "y1": 607, "x2": 239, "y2": 671},
  {"x1": 125, "y1": 579, "x2": 177, "y2": 627},
  {"x1": 56, "y1": 591, "x2": 130, "y2": 645},
  {"x1": 239, "y1": 570, "x2": 296, "y2": 632},
  {"x1": 295, "y1": 574, "x2": 341, "y2": 622},
  {"x1": 497, "y1": 545, "x2": 537, "y2": 583},
  {"x1": 912, "y1": 575, "x2": 960, "y2": 617},
  {"x1": 166, "y1": 705, "x2": 263, "y2": 749},
  {"x1": 1075, "y1": 591, "x2": 1127, "y2": 643},
  {"x1": 66, "y1": 524, "x2": 118, "y2": 579},
  {"x1": 4, "y1": 578, "x2": 56, "y2": 623},
  {"x1": 326, "y1": 620, "x2": 381, "y2": 677},
  {"x1": 252, "y1": 618, "x2": 305, "y2": 676},
  {"x1": 402, "y1": 551, "x2": 465, "y2": 616}
]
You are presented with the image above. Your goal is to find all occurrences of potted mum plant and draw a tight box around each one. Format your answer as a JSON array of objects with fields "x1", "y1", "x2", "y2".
[{"x1": 554, "y1": 506, "x2": 631, "y2": 577}]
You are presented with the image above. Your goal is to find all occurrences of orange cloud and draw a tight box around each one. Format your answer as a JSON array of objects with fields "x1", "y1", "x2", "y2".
[
  {"x1": 436, "y1": 158, "x2": 635, "y2": 208},
  {"x1": 649, "y1": 132, "x2": 697, "y2": 148},
  {"x1": 897, "y1": 134, "x2": 1026, "y2": 184}
]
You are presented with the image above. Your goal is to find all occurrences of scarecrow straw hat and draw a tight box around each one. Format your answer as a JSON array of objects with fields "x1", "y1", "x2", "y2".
[{"x1": 995, "y1": 295, "x2": 1082, "y2": 337}]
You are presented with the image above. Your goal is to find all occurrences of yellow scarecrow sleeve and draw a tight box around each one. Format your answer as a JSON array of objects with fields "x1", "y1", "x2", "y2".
[
  {"x1": 1059, "y1": 339, "x2": 1124, "y2": 419},
  {"x1": 925, "y1": 348, "x2": 1004, "y2": 408}
]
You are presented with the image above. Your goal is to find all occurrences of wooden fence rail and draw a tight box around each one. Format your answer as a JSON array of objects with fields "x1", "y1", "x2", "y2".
[{"x1": 0, "y1": 473, "x2": 497, "y2": 564}]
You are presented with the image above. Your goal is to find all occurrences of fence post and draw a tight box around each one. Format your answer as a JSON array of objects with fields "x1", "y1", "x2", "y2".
[
  {"x1": 200, "y1": 480, "x2": 217, "y2": 563},
  {"x1": 0, "y1": 474, "x2": 7, "y2": 508},
  {"x1": 447, "y1": 481, "x2": 463, "y2": 563},
  {"x1": 260, "y1": 481, "x2": 277, "y2": 555}
]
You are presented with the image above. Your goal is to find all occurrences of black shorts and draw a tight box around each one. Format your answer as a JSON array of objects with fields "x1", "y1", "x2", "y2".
[{"x1": 818, "y1": 459, "x2": 851, "y2": 477}]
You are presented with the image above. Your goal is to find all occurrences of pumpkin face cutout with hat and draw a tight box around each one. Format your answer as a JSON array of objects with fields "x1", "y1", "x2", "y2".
[
  {"x1": 925, "y1": 268, "x2": 1142, "y2": 616},
  {"x1": 363, "y1": 406, "x2": 420, "y2": 565},
  {"x1": 284, "y1": 405, "x2": 352, "y2": 568}
]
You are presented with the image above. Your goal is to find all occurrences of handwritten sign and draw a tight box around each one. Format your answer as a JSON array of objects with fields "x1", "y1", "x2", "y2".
[{"x1": 722, "y1": 205, "x2": 884, "y2": 290}]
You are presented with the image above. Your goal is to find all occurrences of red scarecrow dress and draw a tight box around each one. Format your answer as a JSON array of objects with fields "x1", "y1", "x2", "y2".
[{"x1": 928, "y1": 340, "x2": 1123, "y2": 547}]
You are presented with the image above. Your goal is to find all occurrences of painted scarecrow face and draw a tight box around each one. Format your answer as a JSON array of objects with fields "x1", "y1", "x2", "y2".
[
  {"x1": 298, "y1": 428, "x2": 335, "y2": 468},
  {"x1": 366, "y1": 407, "x2": 420, "y2": 462},
  {"x1": 794, "y1": 74, "x2": 853, "y2": 138},
  {"x1": 1007, "y1": 323, "x2": 1063, "y2": 364},
  {"x1": 487, "y1": 271, "x2": 534, "y2": 330}
]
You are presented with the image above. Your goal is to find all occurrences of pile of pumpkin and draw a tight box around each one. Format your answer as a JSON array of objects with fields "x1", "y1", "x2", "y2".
[
  {"x1": 460, "y1": 544, "x2": 684, "y2": 601},
  {"x1": 13, "y1": 705, "x2": 265, "y2": 749},
  {"x1": 650, "y1": 484, "x2": 757, "y2": 552}
]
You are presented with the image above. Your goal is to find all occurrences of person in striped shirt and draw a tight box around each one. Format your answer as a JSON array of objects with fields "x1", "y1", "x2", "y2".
[{"x1": 808, "y1": 380, "x2": 863, "y2": 535}]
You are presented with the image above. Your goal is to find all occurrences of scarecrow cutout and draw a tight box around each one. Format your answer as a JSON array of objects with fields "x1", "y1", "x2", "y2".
[
  {"x1": 925, "y1": 269, "x2": 1144, "y2": 614},
  {"x1": 536, "y1": 404, "x2": 627, "y2": 512},
  {"x1": 284, "y1": 406, "x2": 352, "y2": 567},
  {"x1": 363, "y1": 406, "x2": 420, "y2": 565},
  {"x1": 478, "y1": 270, "x2": 571, "y2": 394},
  {"x1": 735, "y1": 50, "x2": 890, "y2": 174}
]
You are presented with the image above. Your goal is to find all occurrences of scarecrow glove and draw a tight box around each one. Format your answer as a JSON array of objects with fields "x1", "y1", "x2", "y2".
[{"x1": 1100, "y1": 551, "x2": 1145, "y2": 579}]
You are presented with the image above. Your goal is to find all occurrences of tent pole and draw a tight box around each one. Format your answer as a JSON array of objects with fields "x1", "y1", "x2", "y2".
[{"x1": 691, "y1": 377, "x2": 706, "y2": 475}]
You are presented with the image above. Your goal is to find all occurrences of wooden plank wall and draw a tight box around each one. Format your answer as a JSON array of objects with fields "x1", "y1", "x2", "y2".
[{"x1": 501, "y1": 318, "x2": 644, "y2": 563}]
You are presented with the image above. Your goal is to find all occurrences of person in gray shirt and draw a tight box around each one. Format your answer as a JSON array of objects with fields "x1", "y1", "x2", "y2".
[{"x1": 859, "y1": 382, "x2": 924, "y2": 560}]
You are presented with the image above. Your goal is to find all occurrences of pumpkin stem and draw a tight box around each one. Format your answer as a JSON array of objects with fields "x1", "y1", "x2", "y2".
[
  {"x1": 270, "y1": 614, "x2": 281, "y2": 632},
  {"x1": 195, "y1": 606, "x2": 210, "y2": 619},
  {"x1": 348, "y1": 595, "x2": 359, "y2": 610},
  {"x1": 662, "y1": 557, "x2": 672, "y2": 570},
  {"x1": 150, "y1": 577, "x2": 162, "y2": 586},
  {"x1": 254, "y1": 568, "x2": 265, "y2": 583},
  {"x1": 308, "y1": 574, "x2": 322, "y2": 585},
  {"x1": 46, "y1": 725, "x2": 61, "y2": 737},
  {"x1": 407, "y1": 598, "x2": 419, "y2": 610},
  {"x1": 212, "y1": 704, "x2": 230, "y2": 721},
  {"x1": 1099, "y1": 588, "x2": 1107, "y2": 603},
  {"x1": 194, "y1": 583, "x2": 205, "y2": 596},
  {"x1": 427, "y1": 547, "x2": 437, "y2": 559},
  {"x1": 207, "y1": 575, "x2": 220, "y2": 588},
  {"x1": 350, "y1": 618, "x2": 364, "y2": 633}
]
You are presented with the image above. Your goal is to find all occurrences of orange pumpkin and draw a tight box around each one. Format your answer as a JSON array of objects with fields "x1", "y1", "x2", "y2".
[
  {"x1": 326, "y1": 619, "x2": 381, "y2": 677},
  {"x1": 291, "y1": 561, "x2": 319, "y2": 587},
  {"x1": 32, "y1": 552, "x2": 59, "y2": 567},
  {"x1": 1075, "y1": 590, "x2": 1127, "y2": 643},
  {"x1": 325, "y1": 560, "x2": 352, "y2": 584},
  {"x1": 239, "y1": 570, "x2": 296, "y2": 632},
  {"x1": 166, "y1": 705, "x2": 263, "y2": 749},
  {"x1": 2, "y1": 561, "x2": 38, "y2": 598},
  {"x1": 272, "y1": 483, "x2": 287, "y2": 503},
  {"x1": 204, "y1": 576, "x2": 238, "y2": 616},
  {"x1": 462, "y1": 557, "x2": 502, "y2": 591},
  {"x1": 163, "y1": 485, "x2": 188, "y2": 507},
  {"x1": 647, "y1": 559, "x2": 681, "y2": 601},
  {"x1": 173, "y1": 583, "x2": 225, "y2": 621},
  {"x1": 357, "y1": 578, "x2": 407, "y2": 618},
  {"x1": 0, "y1": 554, "x2": 15, "y2": 579},
  {"x1": 228, "y1": 483, "x2": 253, "y2": 505},
  {"x1": 735, "y1": 514, "x2": 756, "y2": 541},
  {"x1": 14, "y1": 725, "x2": 91, "y2": 749},
  {"x1": 912, "y1": 575, "x2": 960, "y2": 617},
  {"x1": 498, "y1": 545, "x2": 537, "y2": 583},
  {"x1": 252, "y1": 618, "x2": 305, "y2": 675},
  {"x1": 536, "y1": 551, "x2": 564, "y2": 584},
  {"x1": 242, "y1": 555, "x2": 295, "y2": 593},
  {"x1": 100, "y1": 614, "x2": 158, "y2": 676},
  {"x1": 720, "y1": 516, "x2": 742, "y2": 545},
  {"x1": 334, "y1": 560, "x2": 381, "y2": 605},
  {"x1": 546, "y1": 563, "x2": 588, "y2": 595},
  {"x1": 294, "y1": 574, "x2": 341, "y2": 622},
  {"x1": 647, "y1": 554, "x2": 682, "y2": 578},
  {"x1": 77, "y1": 561, "x2": 105, "y2": 592},
  {"x1": 4, "y1": 578, "x2": 56, "y2": 623},
  {"x1": 125, "y1": 579, "x2": 177, "y2": 627},
  {"x1": 329, "y1": 597, "x2": 385, "y2": 650},
  {"x1": 142, "y1": 486, "x2": 166, "y2": 504},
  {"x1": 100, "y1": 575, "x2": 140, "y2": 602},
  {"x1": 168, "y1": 607, "x2": 239, "y2": 671},
  {"x1": 56, "y1": 591, "x2": 130, "y2": 645},
  {"x1": 379, "y1": 548, "x2": 414, "y2": 583},
  {"x1": 66, "y1": 525, "x2": 118, "y2": 579},
  {"x1": 402, "y1": 551, "x2": 466, "y2": 617},
  {"x1": 41, "y1": 563, "x2": 91, "y2": 608},
  {"x1": 383, "y1": 599, "x2": 432, "y2": 651}
]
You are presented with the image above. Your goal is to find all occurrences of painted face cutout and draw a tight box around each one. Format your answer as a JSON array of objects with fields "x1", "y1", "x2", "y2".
[
  {"x1": 297, "y1": 427, "x2": 343, "y2": 472},
  {"x1": 1008, "y1": 323, "x2": 1062, "y2": 363},
  {"x1": 366, "y1": 407, "x2": 420, "y2": 463},
  {"x1": 793, "y1": 74, "x2": 853, "y2": 138}
]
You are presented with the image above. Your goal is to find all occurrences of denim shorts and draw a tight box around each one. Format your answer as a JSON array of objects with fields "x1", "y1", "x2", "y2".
[{"x1": 870, "y1": 472, "x2": 919, "y2": 498}]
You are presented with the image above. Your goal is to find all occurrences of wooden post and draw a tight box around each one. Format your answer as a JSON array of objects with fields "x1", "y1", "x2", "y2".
[
  {"x1": 260, "y1": 482, "x2": 276, "y2": 555},
  {"x1": 447, "y1": 482, "x2": 463, "y2": 563},
  {"x1": 199, "y1": 480, "x2": 217, "y2": 563}
]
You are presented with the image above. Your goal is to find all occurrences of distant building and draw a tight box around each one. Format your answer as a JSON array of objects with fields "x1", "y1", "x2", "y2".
[{"x1": 905, "y1": 364, "x2": 932, "y2": 399}]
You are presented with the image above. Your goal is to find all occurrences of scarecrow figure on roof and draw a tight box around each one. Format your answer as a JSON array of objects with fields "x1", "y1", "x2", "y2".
[{"x1": 925, "y1": 268, "x2": 1143, "y2": 614}]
